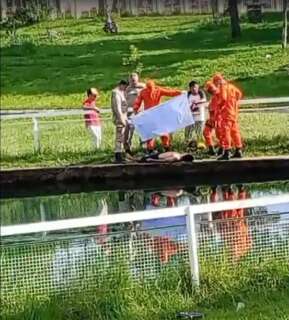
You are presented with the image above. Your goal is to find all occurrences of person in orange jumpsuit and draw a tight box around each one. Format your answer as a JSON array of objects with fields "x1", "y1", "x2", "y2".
[
  {"x1": 133, "y1": 80, "x2": 182, "y2": 152},
  {"x1": 203, "y1": 81, "x2": 222, "y2": 156},
  {"x1": 212, "y1": 74, "x2": 243, "y2": 160}
]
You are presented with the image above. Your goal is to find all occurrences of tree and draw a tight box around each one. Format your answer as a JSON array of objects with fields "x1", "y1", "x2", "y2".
[
  {"x1": 282, "y1": 0, "x2": 288, "y2": 48},
  {"x1": 211, "y1": 0, "x2": 219, "y2": 21},
  {"x1": 228, "y1": 0, "x2": 241, "y2": 38}
]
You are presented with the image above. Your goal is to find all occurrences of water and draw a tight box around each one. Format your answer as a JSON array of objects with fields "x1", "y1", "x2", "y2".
[
  {"x1": 1, "y1": 180, "x2": 289, "y2": 227},
  {"x1": 1, "y1": 180, "x2": 289, "y2": 302}
]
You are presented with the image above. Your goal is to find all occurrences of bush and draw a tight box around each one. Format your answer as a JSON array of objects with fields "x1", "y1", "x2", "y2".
[{"x1": 122, "y1": 45, "x2": 144, "y2": 75}]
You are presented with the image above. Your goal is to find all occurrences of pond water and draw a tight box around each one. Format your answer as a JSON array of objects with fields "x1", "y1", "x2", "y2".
[
  {"x1": 1, "y1": 180, "x2": 289, "y2": 301},
  {"x1": 1, "y1": 180, "x2": 289, "y2": 227}
]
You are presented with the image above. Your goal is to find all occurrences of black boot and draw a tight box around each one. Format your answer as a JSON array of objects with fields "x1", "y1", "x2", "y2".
[
  {"x1": 217, "y1": 149, "x2": 230, "y2": 161},
  {"x1": 115, "y1": 152, "x2": 123, "y2": 163},
  {"x1": 207, "y1": 146, "x2": 216, "y2": 156},
  {"x1": 217, "y1": 147, "x2": 223, "y2": 156},
  {"x1": 232, "y1": 148, "x2": 243, "y2": 159}
]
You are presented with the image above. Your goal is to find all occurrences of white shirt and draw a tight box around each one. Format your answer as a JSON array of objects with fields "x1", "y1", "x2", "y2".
[{"x1": 188, "y1": 91, "x2": 207, "y2": 122}]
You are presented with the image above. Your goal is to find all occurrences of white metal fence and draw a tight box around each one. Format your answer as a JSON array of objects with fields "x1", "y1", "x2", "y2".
[
  {"x1": 1, "y1": 194, "x2": 289, "y2": 303},
  {"x1": 1, "y1": 97, "x2": 289, "y2": 153}
]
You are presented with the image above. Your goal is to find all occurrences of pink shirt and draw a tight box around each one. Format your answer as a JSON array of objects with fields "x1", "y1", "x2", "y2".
[{"x1": 83, "y1": 98, "x2": 101, "y2": 126}]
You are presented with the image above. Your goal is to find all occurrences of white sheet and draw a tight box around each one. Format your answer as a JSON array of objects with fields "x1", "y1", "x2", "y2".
[{"x1": 131, "y1": 93, "x2": 194, "y2": 142}]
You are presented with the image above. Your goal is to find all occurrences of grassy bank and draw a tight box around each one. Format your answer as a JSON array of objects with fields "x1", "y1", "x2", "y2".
[
  {"x1": 1, "y1": 14, "x2": 289, "y2": 109},
  {"x1": 1, "y1": 112, "x2": 288, "y2": 169},
  {"x1": 2, "y1": 258, "x2": 289, "y2": 320}
]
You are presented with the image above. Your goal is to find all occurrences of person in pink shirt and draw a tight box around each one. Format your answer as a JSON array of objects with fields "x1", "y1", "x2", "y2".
[{"x1": 83, "y1": 88, "x2": 101, "y2": 149}]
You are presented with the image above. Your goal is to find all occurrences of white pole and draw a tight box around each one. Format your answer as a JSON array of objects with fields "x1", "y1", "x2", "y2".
[
  {"x1": 32, "y1": 117, "x2": 41, "y2": 153},
  {"x1": 40, "y1": 202, "x2": 47, "y2": 238},
  {"x1": 186, "y1": 206, "x2": 200, "y2": 287}
]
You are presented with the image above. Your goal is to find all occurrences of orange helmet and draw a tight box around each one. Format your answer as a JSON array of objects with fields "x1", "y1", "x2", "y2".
[
  {"x1": 212, "y1": 73, "x2": 225, "y2": 85},
  {"x1": 205, "y1": 81, "x2": 218, "y2": 94},
  {"x1": 146, "y1": 80, "x2": 156, "y2": 90}
]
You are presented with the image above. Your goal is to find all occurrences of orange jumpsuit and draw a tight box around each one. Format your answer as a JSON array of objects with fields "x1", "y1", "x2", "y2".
[
  {"x1": 213, "y1": 187, "x2": 252, "y2": 260},
  {"x1": 203, "y1": 83, "x2": 222, "y2": 147},
  {"x1": 218, "y1": 82, "x2": 243, "y2": 151},
  {"x1": 134, "y1": 81, "x2": 181, "y2": 150}
]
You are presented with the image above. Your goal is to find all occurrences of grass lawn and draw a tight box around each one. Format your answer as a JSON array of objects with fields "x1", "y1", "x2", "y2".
[
  {"x1": 5, "y1": 290, "x2": 289, "y2": 319},
  {"x1": 1, "y1": 14, "x2": 289, "y2": 109},
  {"x1": 1, "y1": 112, "x2": 289, "y2": 169},
  {"x1": 1, "y1": 14, "x2": 288, "y2": 168},
  {"x1": 3, "y1": 259, "x2": 289, "y2": 320}
]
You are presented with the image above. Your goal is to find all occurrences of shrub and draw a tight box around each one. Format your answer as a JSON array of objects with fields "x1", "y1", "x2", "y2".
[{"x1": 122, "y1": 45, "x2": 144, "y2": 75}]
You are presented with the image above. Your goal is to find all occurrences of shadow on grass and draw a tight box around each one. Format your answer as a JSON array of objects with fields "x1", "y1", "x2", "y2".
[{"x1": 1, "y1": 15, "x2": 285, "y2": 99}]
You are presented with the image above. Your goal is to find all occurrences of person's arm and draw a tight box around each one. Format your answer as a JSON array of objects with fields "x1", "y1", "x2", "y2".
[
  {"x1": 235, "y1": 86, "x2": 243, "y2": 101},
  {"x1": 83, "y1": 102, "x2": 100, "y2": 113},
  {"x1": 133, "y1": 92, "x2": 143, "y2": 113},
  {"x1": 199, "y1": 89, "x2": 207, "y2": 103},
  {"x1": 112, "y1": 92, "x2": 126, "y2": 126},
  {"x1": 159, "y1": 87, "x2": 182, "y2": 98},
  {"x1": 218, "y1": 85, "x2": 228, "y2": 112}
]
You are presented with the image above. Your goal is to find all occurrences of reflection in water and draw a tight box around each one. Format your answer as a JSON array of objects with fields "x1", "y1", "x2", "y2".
[
  {"x1": 212, "y1": 185, "x2": 252, "y2": 260},
  {"x1": 1, "y1": 181, "x2": 288, "y2": 226},
  {"x1": 1, "y1": 182, "x2": 289, "y2": 297}
]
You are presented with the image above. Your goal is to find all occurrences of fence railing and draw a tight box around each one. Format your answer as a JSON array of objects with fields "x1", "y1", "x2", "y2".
[
  {"x1": 1, "y1": 97, "x2": 289, "y2": 152},
  {"x1": 1, "y1": 194, "x2": 289, "y2": 302}
]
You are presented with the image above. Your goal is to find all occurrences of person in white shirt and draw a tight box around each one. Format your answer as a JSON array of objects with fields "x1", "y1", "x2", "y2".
[{"x1": 185, "y1": 81, "x2": 207, "y2": 145}]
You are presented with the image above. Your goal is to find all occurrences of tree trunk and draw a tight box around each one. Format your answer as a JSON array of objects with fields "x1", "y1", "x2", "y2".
[
  {"x1": 211, "y1": 0, "x2": 219, "y2": 21},
  {"x1": 228, "y1": 0, "x2": 241, "y2": 38},
  {"x1": 282, "y1": 0, "x2": 288, "y2": 48}
]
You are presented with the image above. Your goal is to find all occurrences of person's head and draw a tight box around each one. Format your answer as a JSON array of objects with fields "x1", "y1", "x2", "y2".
[
  {"x1": 212, "y1": 73, "x2": 225, "y2": 86},
  {"x1": 189, "y1": 80, "x2": 199, "y2": 95},
  {"x1": 146, "y1": 79, "x2": 156, "y2": 91},
  {"x1": 118, "y1": 79, "x2": 129, "y2": 91},
  {"x1": 87, "y1": 88, "x2": 99, "y2": 101},
  {"x1": 180, "y1": 153, "x2": 194, "y2": 162},
  {"x1": 129, "y1": 73, "x2": 139, "y2": 86},
  {"x1": 205, "y1": 81, "x2": 218, "y2": 95}
]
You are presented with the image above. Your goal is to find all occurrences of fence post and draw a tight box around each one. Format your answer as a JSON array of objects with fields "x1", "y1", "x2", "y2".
[
  {"x1": 32, "y1": 117, "x2": 41, "y2": 153},
  {"x1": 40, "y1": 202, "x2": 47, "y2": 238},
  {"x1": 186, "y1": 206, "x2": 200, "y2": 287}
]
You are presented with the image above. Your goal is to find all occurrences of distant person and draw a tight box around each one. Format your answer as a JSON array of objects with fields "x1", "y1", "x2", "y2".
[
  {"x1": 125, "y1": 73, "x2": 145, "y2": 155},
  {"x1": 185, "y1": 81, "x2": 207, "y2": 147},
  {"x1": 83, "y1": 88, "x2": 101, "y2": 149},
  {"x1": 212, "y1": 74, "x2": 243, "y2": 160},
  {"x1": 111, "y1": 80, "x2": 129, "y2": 163},
  {"x1": 134, "y1": 80, "x2": 182, "y2": 153}
]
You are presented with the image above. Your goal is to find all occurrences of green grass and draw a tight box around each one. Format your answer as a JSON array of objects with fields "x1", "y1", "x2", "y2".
[
  {"x1": 2, "y1": 258, "x2": 289, "y2": 320},
  {"x1": 1, "y1": 112, "x2": 288, "y2": 169},
  {"x1": 1, "y1": 14, "x2": 288, "y2": 167},
  {"x1": 1, "y1": 14, "x2": 289, "y2": 109}
]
